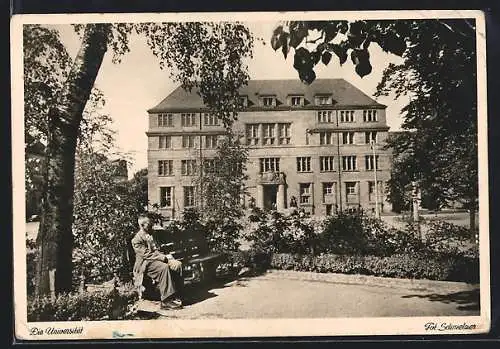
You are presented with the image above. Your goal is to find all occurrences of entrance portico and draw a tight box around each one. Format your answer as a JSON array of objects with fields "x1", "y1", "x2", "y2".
[{"x1": 256, "y1": 172, "x2": 286, "y2": 211}]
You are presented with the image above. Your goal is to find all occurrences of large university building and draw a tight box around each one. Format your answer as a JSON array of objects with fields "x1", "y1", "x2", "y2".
[{"x1": 146, "y1": 79, "x2": 392, "y2": 218}]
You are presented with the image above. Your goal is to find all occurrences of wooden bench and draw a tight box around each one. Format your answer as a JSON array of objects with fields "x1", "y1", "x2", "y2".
[{"x1": 126, "y1": 225, "x2": 223, "y2": 300}]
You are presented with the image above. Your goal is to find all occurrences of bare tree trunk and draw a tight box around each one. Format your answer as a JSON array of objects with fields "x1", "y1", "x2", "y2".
[{"x1": 35, "y1": 24, "x2": 111, "y2": 296}]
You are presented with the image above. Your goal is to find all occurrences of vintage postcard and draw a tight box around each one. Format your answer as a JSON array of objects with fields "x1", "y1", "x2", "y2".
[{"x1": 11, "y1": 10, "x2": 490, "y2": 340}]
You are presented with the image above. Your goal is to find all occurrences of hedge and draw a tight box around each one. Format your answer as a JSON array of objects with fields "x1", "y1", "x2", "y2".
[
  {"x1": 270, "y1": 252, "x2": 479, "y2": 283},
  {"x1": 27, "y1": 285, "x2": 138, "y2": 322}
]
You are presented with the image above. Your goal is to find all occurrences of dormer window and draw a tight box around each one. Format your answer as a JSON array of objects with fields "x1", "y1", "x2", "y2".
[
  {"x1": 261, "y1": 96, "x2": 276, "y2": 107},
  {"x1": 238, "y1": 95, "x2": 248, "y2": 108},
  {"x1": 290, "y1": 95, "x2": 304, "y2": 107},
  {"x1": 315, "y1": 95, "x2": 332, "y2": 105}
]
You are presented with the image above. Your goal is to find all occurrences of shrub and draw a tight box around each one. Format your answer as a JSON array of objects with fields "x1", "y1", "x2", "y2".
[
  {"x1": 423, "y1": 220, "x2": 477, "y2": 257},
  {"x1": 270, "y1": 252, "x2": 479, "y2": 283},
  {"x1": 205, "y1": 217, "x2": 242, "y2": 253},
  {"x1": 366, "y1": 221, "x2": 425, "y2": 256},
  {"x1": 226, "y1": 249, "x2": 272, "y2": 274},
  {"x1": 320, "y1": 212, "x2": 367, "y2": 255},
  {"x1": 27, "y1": 284, "x2": 138, "y2": 322},
  {"x1": 26, "y1": 238, "x2": 37, "y2": 296},
  {"x1": 244, "y1": 209, "x2": 323, "y2": 255}
]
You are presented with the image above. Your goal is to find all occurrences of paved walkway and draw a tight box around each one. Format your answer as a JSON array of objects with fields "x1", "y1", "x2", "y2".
[{"x1": 136, "y1": 270, "x2": 480, "y2": 319}]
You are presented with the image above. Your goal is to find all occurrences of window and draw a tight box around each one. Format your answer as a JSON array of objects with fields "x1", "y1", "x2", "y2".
[
  {"x1": 320, "y1": 156, "x2": 335, "y2": 172},
  {"x1": 278, "y1": 123, "x2": 291, "y2": 144},
  {"x1": 365, "y1": 131, "x2": 377, "y2": 144},
  {"x1": 346, "y1": 182, "x2": 357, "y2": 195},
  {"x1": 238, "y1": 96, "x2": 248, "y2": 107},
  {"x1": 299, "y1": 183, "x2": 312, "y2": 204},
  {"x1": 158, "y1": 113, "x2": 173, "y2": 127},
  {"x1": 323, "y1": 182, "x2": 335, "y2": 195},
  {"x1": 365, "y1": 155, "x2": 379, "y2": 170},
  {"x1": 182, "y1": 135, "x2": 196, "y2": 148},
  {"x1": 316, "y1": 95, "x2": 331, "y2": 105},
  {"x1": 246, "y1": 124, "x2": 260, "y2": 145},
  {"x1": 342, "y1": 132, "x2": 355, "y2": 145},
  {"x1": 368, "y1": 181, "x2": 383, "y2": 194},
  {"x1": 159, "y1": 135, "x2": 172, "y2": 149},
  {"x1": 322, "y1": 183, "x2": 335, "y2": 203},
  {"x1": 296, "y1": 157, "x2": 311, "y2": 172},
  {"x1": 317, "y1": 110, "x2": 333, "y2": 123},
  {"x1": 340, "y1": 110, "x2": 355, "y2": 123},
  {"x1": 158, "y1": 160, "x2": 173, "y2": 176},
  {"x1": 363, "y1": 110, "x2": 378, "y2": 122},
  {"x1": 205, "y1": 135, "x2": 218, "y2": 149},
  {"x1": 181, "y1": 159, "x2": 197, "y2": 176},
  {"x1": 203, "y1": 113, "x2": 219, "y2": 126},
  {"x1": 160, "y1": 187, "x2": 173, "y2": 207},
  {"x1": 263, "y1": 123, "x2": 276, "y2": 145},
  {"x1": 204, "y1": 158, "x2": 216, "y2": 173},
  {"x1": 342, "y1": 156, "x2": 357, "y2": 171},
  {"x1": 259, "y1": 158, "x2": 280, "y2": 173},
  {"x1": 181, "y1": 113, "x2": 197, "y2": 127},
  {"x1": 320, "y1": 131, "x2": 333, "y2": 145},
  {"x1": 183, "y1": 186, "x2": 195, "y2": 207},
  {"x1": 290, "y1": 96, "x2": 303, "y2": 106},
  {"x1": 262, "y1": 96, "x2": 275, "y2": 107}
]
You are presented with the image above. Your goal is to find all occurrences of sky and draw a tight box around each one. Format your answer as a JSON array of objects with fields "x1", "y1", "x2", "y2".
[{"x1": 53, "y1": 22, "x2": 407, "y2": 178}]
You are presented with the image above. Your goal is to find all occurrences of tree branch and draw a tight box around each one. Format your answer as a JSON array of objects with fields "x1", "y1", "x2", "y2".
[{"x1": 436, "y1": 19, "x2": 472, "y2": 38}]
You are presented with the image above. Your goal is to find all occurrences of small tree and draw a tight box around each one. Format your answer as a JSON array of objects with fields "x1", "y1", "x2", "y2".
[
  {"x1": 128, "y1": 168, "x2": 148, "y2": 214},
  {"x1": 196, "y1": 133, "x2": 249, "y2": 252}
]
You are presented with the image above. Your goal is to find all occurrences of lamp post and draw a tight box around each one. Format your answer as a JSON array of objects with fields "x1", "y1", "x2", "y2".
[{"x1": 370, "y1": 139, "x2": 380, "y2": 219}]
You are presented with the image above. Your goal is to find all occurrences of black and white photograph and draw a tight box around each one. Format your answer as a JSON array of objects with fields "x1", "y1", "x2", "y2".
[{"x1": 11, "y1": 10, "x2": 490, "y2": 340}]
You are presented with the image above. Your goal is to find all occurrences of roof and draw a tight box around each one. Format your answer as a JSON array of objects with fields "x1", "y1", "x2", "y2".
[{"x1": 147, "y1": 78, "x2": 386, "y2": 113}]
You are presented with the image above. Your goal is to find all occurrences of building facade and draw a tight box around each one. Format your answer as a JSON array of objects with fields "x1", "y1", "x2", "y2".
[{"x1": 146, "y1": 79, "x2": 392, "y2": 218}]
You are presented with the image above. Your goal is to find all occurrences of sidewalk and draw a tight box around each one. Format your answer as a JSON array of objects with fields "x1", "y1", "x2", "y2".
[{"x1": 137, "y1": 270, "x2": 480, "y2": 319}]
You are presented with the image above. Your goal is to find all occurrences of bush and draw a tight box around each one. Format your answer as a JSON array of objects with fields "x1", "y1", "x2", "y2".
[
  {"x1": 244, "y1": 209, "x2": 322, "y2": 255},
  {"x1": 227, "y1": 249, "x2": 272, "y2": 274},
  {"x1": 423, "y1": 220, "x2": 477, "y2": 257},
  {"x1": 27, "y1": 284, "x2": 138, "y2": 321},
  {"x1": 270, "y1": 252, "x2": 479, "y2": 283},
  {"x1": 26, "y1": 238, "x2": 37, "y2": 296}
]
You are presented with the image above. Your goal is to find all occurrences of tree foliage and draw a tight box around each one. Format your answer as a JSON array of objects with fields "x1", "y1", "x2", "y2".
[
  {"x1": 374, "y1": 20, "x2": 477, "y2": 218},
  {"x1": 128, "y1": 168, "x2": 149, "y2": 214},
  {"x1": 28, "y1": 22, "x2": 254, "y2": 295},
  {"x1": 23, "y1": 25, "x2": 111, "y2": 214},
  {"x1": 73, "y1": 117, "x2": 138, "y2": 284},
  {"x1": 73, "y1": 22, "x2": 254, "y2": 129},
  {"x1": 273, "y1": 19, "x2": 478, "y2": 230},
  {"x1": 270, "y1": 20, "x2": 408, "y2": 83},
  {"x1": 72, "y1": 150, "x2": 138, "y2": 284},
  {"x1": 195, "y1": 133, "x2": 249, "y2": 252},
  {"x1": 137, "y1": 22, "x2": 254, "y2": 128}
]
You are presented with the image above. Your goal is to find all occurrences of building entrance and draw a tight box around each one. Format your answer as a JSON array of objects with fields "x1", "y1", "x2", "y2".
[{"x1": 263, "y1": 184, "x2": 278, "y2": 211}]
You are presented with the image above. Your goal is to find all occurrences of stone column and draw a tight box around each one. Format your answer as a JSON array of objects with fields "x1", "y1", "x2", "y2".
[
  {"x1": 277, "y1": 183, "x2": 285, "y2": 211},
  {"x1": 256, "y1": 184, "x2": 264, "y2": 209}
]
